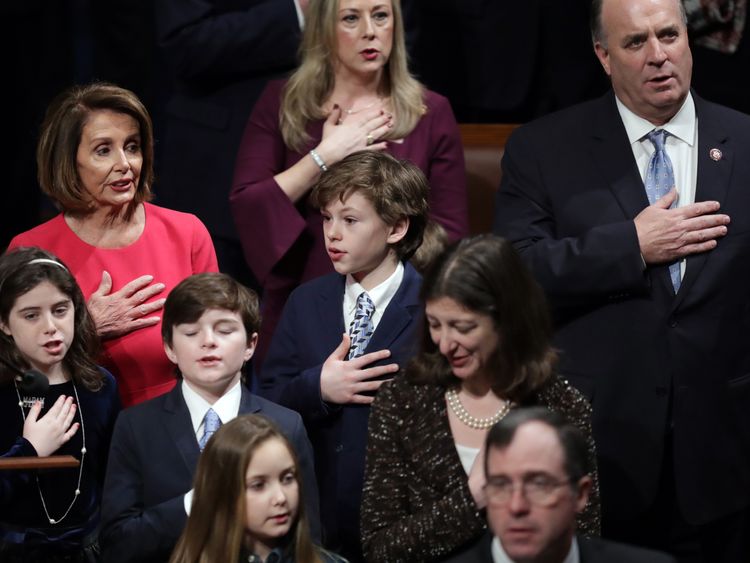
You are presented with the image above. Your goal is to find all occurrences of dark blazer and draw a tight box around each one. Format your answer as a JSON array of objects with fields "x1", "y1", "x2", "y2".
[
  {"x1": 403, "y1": 0, "x2": 607, "y2": 122},
  {"x1": 100, "y1": 384, "x2": 320, "y2": 563},
  {"x1": 260, "y1": 262, "x2": 423, "y2": 562},
  {"x1": 154, "y1": 0, "x2": 301, "y2": 242},
  {"x1": 493, "y1": 91, "x2": 750, "y2": 526},
  {"x1": 443, "y1": 532, "x2": 676, "y2": 562}
]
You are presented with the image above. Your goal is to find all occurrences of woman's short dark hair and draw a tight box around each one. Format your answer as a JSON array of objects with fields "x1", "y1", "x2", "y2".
[
  {"x1": 406, "y1": 234, "x2": 556, "y2": 402},
  {"x1": 36, "y1": 82, "x2": 154, "y2": 219}
]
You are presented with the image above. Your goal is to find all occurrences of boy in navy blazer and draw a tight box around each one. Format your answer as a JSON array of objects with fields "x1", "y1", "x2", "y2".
[
  {"x1": 100, "y1": 273, "x2": 319, "y2": 563},
  {"x1": 260, "y1": 151, "x2": 430, "y2": 562}
]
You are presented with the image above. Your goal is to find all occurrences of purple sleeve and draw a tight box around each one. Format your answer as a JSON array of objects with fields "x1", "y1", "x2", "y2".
[
  {"x1": 422, "y1": 92, "x2": 469, "y2": 241},
  {"x1": 229, "y1": 81, "x2": 308, "y2": 284}
]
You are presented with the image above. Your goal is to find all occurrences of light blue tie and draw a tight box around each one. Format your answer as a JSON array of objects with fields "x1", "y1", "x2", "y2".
[
  {"x1": 198, "y1": 408, "x2": 221, "y2": 451},
  {"x1": 645, "y1": 129, "x2": 681, "y2": 292},
  {"x1": 348, "y1": 292, "x2": 375, "y2": 359}
]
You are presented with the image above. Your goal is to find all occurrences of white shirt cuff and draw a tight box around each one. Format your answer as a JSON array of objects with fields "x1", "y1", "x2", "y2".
[
  {"x1": 183, "y1": 489, "x2": 194, "y2": 515},
  {"x1": 293, "y1": 0, "x2": 305, "y2": 29}
]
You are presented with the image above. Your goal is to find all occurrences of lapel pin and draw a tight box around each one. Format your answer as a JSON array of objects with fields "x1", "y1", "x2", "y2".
[{"x1": 709, "y1": 148, "x2": 723, "y2": 161}]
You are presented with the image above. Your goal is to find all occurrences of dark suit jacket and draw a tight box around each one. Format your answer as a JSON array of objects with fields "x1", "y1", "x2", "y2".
[
  {"x1": 154, "y1": 0, "x2": 301, "y2": 241},
  {"x1": 404, "y1": 0, "x2": 607, "y2": 122},
  {"x1": 443, "y1": 532, "x2": 676, "y2": 562},
  {"x1": 259, "y1": 263, "x2": 423, "y2": 561},
  {"x1": 493, "y1": 91, "x2": 750, "y2": 526},
  {"x1": 100, "y1": 384, "x2": 320, "y2": 563}
]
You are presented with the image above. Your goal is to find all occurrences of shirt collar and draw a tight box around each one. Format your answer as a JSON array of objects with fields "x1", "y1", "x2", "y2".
[
  {"x1": 181, "y1": 378, "x2": 242, "y2": 433},
  {"x1": 344, "y1": 261, "x2": 404, "y2": 316},
  {"x1": 244, "y1": 546, "x2": 287, "y2": 562},
  {"x1": 491, "y1": 535, "x2": 579, "y2": 563},
  {"x1": 615, "y1": 92, "x2": 696, "y2": 146}
]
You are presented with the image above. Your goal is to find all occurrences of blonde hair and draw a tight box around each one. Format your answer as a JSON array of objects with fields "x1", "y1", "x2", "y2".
[{"x1": 280, "y1": 0, "x2": 425, "y2": 152}]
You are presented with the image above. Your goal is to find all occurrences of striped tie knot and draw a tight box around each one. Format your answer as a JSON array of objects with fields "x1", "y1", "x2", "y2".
[{"x1": 348, "y1": 292, "x2": 375, "y2": 359}]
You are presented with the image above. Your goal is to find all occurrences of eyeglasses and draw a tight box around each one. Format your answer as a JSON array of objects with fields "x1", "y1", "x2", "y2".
[{"x1": 483, "y1": 475, "x2": 574, "y2": 507}]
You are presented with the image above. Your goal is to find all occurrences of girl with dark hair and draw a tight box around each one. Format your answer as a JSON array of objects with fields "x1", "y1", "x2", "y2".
[
  {"x1": 170, "y1": 414, "x2": 343, "y2": 563},
  {"x1": 0, "y1": 247, "x2": 120, "y2": 562},
  {"x1": 360, "y1": 235, "x2": 600, "y2": 562}
]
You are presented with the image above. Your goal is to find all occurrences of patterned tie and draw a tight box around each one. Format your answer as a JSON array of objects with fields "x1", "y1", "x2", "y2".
[
  {"x1": 348, "y1": 292, "x2": 375, "y2": 359},
  {"x1": 645, "y1": 129, "x2": 681, "y2": 293},
  {"x1": 198, "y1": 408, "x2": 221, "y2": 451}
]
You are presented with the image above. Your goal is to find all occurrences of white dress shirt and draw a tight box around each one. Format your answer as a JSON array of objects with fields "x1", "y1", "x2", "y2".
[
  {"x1": 343, "y1": 261, "x2": 405, "y2": 334},
  {"x1": 615, "y1": 93, "x2": 698, "y2": 280},
  {"x1": 181, "y1": 379, "x2": 242, "y2": 513},
  {"x1": 455, "y1": 443, "x2": 481, "y2": 475},
  {"x1": 492, "y1": 535, "x2": 579, "y2": 563}
]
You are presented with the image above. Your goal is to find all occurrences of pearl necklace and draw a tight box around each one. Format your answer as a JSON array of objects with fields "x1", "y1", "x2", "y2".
[
  {"x1": 445, "y1": 388, "x2": 512, "y2": 430},
  {"x1": 15, "y1": 379, "x2": 86, "y2": 525}
]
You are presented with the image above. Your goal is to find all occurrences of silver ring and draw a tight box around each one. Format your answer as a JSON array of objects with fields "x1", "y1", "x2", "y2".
[{"x1": 366, "y1": 134, "x2": 374, "y2": 146}]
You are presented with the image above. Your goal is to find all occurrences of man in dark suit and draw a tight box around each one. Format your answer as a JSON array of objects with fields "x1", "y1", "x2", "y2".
[
  {"x1": 445, "y1": 408, "x2": 676, "y2": 563},
  {"x1": 154, "y1": 0, "x2": 306, "y2": 287},
  {"x1": 259, "y1": 152, "x2": 428, "y2": 562},
  {"x1": 493, "y1": 0, "x2": 750, "y2": 560},
  {"x1": 100, "y1": 273, "x2": 319, "y2": 563}
]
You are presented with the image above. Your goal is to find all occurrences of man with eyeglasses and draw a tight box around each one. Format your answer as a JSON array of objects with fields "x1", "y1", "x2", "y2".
[{"x1": 447, "y1": 407, "x2": 675, "y2": 562}]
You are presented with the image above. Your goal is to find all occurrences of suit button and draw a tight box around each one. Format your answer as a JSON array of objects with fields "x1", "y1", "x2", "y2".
[
  {"x1": 335, "y1": 444, "x2": 343, "y2": 453},
  {"x1": 669, "y1": 318, "x2": 678, "y2": 327}
]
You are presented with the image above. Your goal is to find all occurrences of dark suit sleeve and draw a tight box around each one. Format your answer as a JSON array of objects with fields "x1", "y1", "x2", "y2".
[
  {"x1": 260, "y1": 289, "x2": 339, "y2": 422},
  {"x1": 100, "y1": 412, "x2": 187, "y2": 563},
  {"x1": 0, "y1": 438, "x2": 37, "y2": 506},
  {"x1": 493, "y1": 128, "x2": 648, "y2": 306},
  {"x1": 156, "y1": 0, "x2": 301, "y2": 80},
  {"x1": 285, "y1": 410, "x2": 322, "y2": 541}
]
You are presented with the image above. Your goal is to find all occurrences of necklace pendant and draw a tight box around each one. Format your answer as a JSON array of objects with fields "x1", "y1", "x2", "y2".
[{"x1": 49, "y1": 518, "x2": 56, "y2": 524}]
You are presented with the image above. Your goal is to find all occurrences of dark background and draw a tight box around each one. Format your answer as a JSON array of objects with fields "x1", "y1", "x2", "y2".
[{"x1": 3, "y1": 1, "x2": 747, "y2": 250}]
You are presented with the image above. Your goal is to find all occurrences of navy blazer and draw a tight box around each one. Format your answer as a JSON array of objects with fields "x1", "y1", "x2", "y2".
[
  {"x1": 100, "y1": 384, "x2": 320, "y2": 563},
  {"x1": 260, "y1": 262, "x2": 423, "y2": 561},
  {"x1": 443, "y1": 532, "x2": 676, "y2": 563},
  {"x1": 494, "y1": 91, "x2": 750, "y2": 526}
]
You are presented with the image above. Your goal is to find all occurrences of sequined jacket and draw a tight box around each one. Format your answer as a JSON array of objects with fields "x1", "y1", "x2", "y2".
[{"x1": 360, "y1": 374, "x2": 600, "y2": 562}]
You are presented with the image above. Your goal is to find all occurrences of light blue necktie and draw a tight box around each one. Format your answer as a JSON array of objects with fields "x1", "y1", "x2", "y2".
[
  {"x1": 348, "y1": 292, "x2": 375, "y2": 359},
  {"x1": 645, "y1": 129, "x2": 681, "y2": 293},
  {"x1": 198, "y1": 408, "x2": 221, "y2": 451}
]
